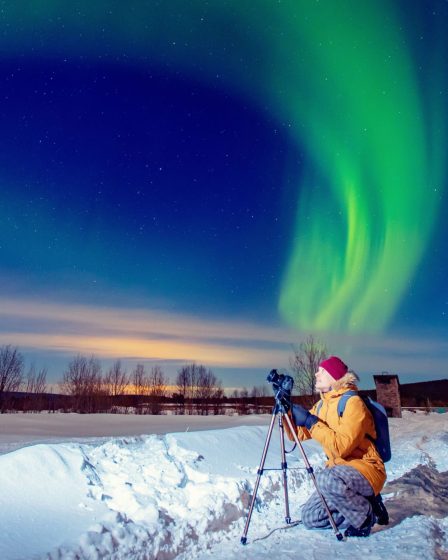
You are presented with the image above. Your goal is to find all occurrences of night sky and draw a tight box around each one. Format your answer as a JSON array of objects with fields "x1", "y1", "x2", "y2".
[{"x1": 1, "y1": 1, "x2": 447, "y2": 390}]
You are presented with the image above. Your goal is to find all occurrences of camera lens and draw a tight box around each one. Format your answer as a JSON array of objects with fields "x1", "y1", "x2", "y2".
[
  {"x1": 281, "y1": 375, "x2": 294, "y2": 394},
  {"x1": 266, "y1": 369, "x2": 279, "y2": 384}
]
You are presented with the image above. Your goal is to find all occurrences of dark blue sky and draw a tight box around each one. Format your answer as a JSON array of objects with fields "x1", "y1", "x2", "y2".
[
  {"x1": 0, "y1": 0, "x2": 447, "y2": 389},
  {"x1": 1, "y1": 60, "x2": 302, "y2": 318}
]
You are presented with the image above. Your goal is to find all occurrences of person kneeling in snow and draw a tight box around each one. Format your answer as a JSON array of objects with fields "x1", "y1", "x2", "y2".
[{"x1": 285, "y1": 356, "x2": 386, "y2": 537}]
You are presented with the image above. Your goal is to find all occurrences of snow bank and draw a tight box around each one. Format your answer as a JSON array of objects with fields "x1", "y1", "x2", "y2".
[
  {"x1": 0, "y1": 411, "x2": 447, "y2": 559},
  {"x1": 0, "y1": 443, "x2": 106, "y2": 558},
  {"x1": 0, "y1": 412, "x2": 271, "y2": 455}
]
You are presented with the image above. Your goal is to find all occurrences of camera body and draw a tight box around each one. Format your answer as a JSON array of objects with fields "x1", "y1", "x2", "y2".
[{"x1": 266, "y1": 369, "x2": 294, "y2": 408}]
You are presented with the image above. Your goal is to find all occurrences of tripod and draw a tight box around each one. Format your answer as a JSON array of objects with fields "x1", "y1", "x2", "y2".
[{"x1": 240, "y1": 394, "x2": 344, "y2": 544}]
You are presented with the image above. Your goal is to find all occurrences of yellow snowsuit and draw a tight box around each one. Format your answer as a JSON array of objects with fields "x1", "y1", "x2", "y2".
[{"x1": 285, "y1": 385, "x2": 386, "y2": 495}]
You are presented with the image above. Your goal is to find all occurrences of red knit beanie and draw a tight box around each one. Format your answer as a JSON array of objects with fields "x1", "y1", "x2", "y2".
[{"x1": 319, "y1": 356, "x2": 348, "y2": 381}]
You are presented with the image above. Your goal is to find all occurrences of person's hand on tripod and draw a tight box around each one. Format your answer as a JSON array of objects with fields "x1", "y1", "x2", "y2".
[{"x1": 292, "y1": 404, "x2": 318, "y2": 430}]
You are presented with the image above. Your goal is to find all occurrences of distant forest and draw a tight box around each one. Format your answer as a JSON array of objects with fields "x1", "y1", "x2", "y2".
[
  {"x1": 1, "y1": 345, "x2": 447, "y2": 415},
  {"x1": 0, "y1": 344, "x2": 274, "y2": 415}
]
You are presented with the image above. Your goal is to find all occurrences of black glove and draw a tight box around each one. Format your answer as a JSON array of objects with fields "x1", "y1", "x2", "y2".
[{"x1": 292, "y1": 404, "x2": 318, "y2": 430}]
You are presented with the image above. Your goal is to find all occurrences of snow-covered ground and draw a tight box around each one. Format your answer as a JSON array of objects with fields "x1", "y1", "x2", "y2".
[
  {"x1": 0, "y1": 412, "x2": 271, "y2": 455},
  {"x1": 0, "y1": 411, "x2": 447, "y2": 559}
]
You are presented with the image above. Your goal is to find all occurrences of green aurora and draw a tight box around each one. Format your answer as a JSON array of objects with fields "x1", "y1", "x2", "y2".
[{"x1": 1, "y1": 0, "x2": 446, "y2": 333}]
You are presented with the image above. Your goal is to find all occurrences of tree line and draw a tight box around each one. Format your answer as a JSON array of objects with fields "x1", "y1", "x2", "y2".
[
  {"x1": 0, "y1": 336, "x2": 328, "y2": 414},
  {"x1": 0, "y1": 345, "x2": 274, "y2": 415}
]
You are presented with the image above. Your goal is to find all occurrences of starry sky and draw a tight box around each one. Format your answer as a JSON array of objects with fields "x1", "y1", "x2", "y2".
[{"x1": 1, "y1": 1, "x2": 447, "y2": 390}]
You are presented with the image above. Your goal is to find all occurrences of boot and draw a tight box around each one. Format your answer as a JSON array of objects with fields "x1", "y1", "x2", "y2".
[
  {"x1": 344, "y1": 510, "x2": 376, "y2": 538},
  {"x1": 368, "y1": 493, "x2": 389, "y2": 525}
]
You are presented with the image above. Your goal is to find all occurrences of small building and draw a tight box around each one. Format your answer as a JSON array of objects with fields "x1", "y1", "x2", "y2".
[{"x1": 374, "y1": 373, "x2": 402, "y2": 418}]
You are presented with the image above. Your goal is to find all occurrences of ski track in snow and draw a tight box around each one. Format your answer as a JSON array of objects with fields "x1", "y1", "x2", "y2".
[{"x1": 0, "y1": 412, "x2": 447, "y2": 560}]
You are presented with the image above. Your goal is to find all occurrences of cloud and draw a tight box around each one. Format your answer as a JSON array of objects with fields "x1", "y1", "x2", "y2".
[
  {"x1": 1, "y1": 297, "x2": 447, "y2": 380},
  {"x1": 0, "y1": 297, "x2": 294, "y2": 367}
]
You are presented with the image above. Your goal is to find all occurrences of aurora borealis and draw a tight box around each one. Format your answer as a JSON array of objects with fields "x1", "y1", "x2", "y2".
[
  {"x1": 1, "y1": 1, "x2": 447, "y2": 387},
  {"x1": 277, "y1": 1, "x2": 447, "y2": 333}
]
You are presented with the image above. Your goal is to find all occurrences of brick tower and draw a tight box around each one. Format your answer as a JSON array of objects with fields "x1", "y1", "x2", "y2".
[{"x1": 373, "y1": 373, "x2": 402, "y2": 418}]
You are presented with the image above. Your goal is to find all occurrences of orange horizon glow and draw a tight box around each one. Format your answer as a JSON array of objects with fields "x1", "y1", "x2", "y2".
[
  {"x1": 0, "y1": 296, "x2": 294, "y2": 368},
  {"x1": 0, "y1": 330, "x2": 289, "y2": 367}
]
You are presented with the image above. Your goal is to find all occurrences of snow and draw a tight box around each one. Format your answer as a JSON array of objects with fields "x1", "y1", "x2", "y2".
[
  {"x1": 0, "y1": 412, "x2": 270, "y2": 455},
  {"x1": 0, "y1": 411, "x2": 447, "y2": 559}
]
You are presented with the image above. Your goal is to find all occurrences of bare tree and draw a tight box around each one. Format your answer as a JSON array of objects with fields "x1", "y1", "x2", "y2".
[
  {"x1": 103, "y1": 360, "x2": 128, "y2": 412},
  {"x1": 187, "y1": 363, "x2": 200, "y2": 414},
  {"x1": 250, "y1": 385, "x2": 268, "y2": 414},
  {"x1": 290, "y1": 335, "x2": 327, "y2": 403},
  {"x1": 173, "y1": 367, "x2": 189, "y2": 414},
  {"x1": 26, "y1": 365, "x2": 47, "y2": 394},
  {"x1": 212, "y1": 385, "x2": 225, "y2": 415},
  {"x1": 148, "y1": 366, "x2": 168, "y2": 414},
  {"x1": 176, "y1": 363, "x2": 198, "y2": 414},
  {"x1": 196, "y1": 366, "x2": 219, "y2": 415},
  {"x1": 175, "y1": 363, "x2": 223, "y2": 415},
  {"x1": 130, "y1": 363, "x2": 149, "y2": 414},
  {"x1": 104, "y1": 360, "x2": 128, "y2": 397},
  {"x1": 132, "y1": 363, "x2": 148, "y2": 396},
  {"x1": 175, "y1": 366, "x2": 189, "y2": 414},
  {"x1": 176, "y1": 366, "x2": 189, "y2": 398},
  {"x1": 60, "y1": 355, "x2": 104, "y2": 413},
  {"x1": 0, "y1": 345, "x2": 24, "y2": 411},
  {"x1": 23, "y1": 365, "x2": 48, "y2": 412},
  {"x1": 148, "y1": 366, "x2": 167, "y2": 397},
  {"x1": 250, "y1": 385, "x2": 268, "y2": 398},
  {"x1": 237, "y1": 387, "x2": 249, "y2": 415}
]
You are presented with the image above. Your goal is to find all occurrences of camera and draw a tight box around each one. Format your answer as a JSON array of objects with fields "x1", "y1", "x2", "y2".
[{"x1": 266, "y1": 369, "x2": 294, "y2": 408}]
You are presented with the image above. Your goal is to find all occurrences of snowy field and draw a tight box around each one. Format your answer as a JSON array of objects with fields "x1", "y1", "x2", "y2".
[{"x1": 0, "y1": 411, "x2": 447, "y2": 560}]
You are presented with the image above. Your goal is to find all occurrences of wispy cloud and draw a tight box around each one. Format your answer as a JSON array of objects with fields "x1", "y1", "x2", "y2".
[
  {"x1": 0, "y1": 297, "x2": 447, "y2": 380},
  {"x1": 0, "y1": 297, "x2": 295, "y2": 367}
]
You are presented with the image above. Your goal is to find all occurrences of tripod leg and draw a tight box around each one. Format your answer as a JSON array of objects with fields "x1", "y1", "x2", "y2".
[
  {"x1": 282, "y1": 413, "x2": 345, "y2": 541},
  {"x1": 240, "y1": 411, "x2": 277, "y2": 545},
  {"x1": 278, "y1": 414, "x2": 291, "y2": 523}
]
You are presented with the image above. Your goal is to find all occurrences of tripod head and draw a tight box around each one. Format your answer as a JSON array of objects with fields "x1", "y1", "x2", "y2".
[{"x1": 267, "y1": 369, "x2": 293, "y2": 412}]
